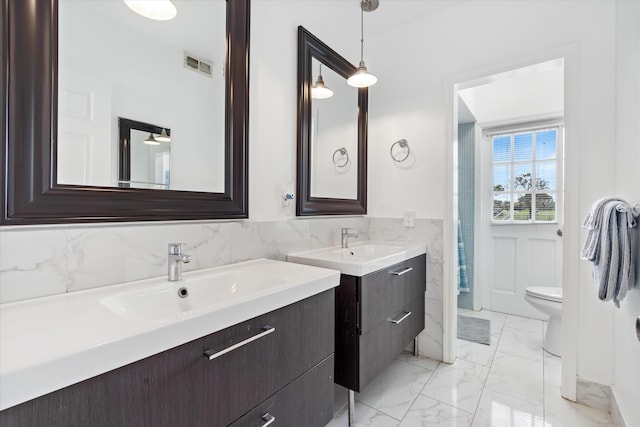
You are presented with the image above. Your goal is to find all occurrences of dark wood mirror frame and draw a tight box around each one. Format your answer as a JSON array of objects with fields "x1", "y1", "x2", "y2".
[
  {"x1": 296, "y1": 26, "x2": 367, "y2": 216},
  {"x1": 0, "y1": 0, "x2": 249, "y2": 225}
]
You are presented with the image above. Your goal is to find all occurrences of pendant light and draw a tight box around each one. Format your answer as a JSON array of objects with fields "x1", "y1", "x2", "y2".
[
  {"x1": 143, "y1": 133, "x2": 160, "y2": 145},
  {"x1": 311, "y1": 64, "x2": 334, "y2": 99},
  {"x1": 347, "y1": 0, "x2": 378, "y2": 88},
  {"x1": 155, "y1": 128, "x2": 171, "y2": 143},
  {"x1": 124, "y1": 0, "x2": 177, "y2": 21}
]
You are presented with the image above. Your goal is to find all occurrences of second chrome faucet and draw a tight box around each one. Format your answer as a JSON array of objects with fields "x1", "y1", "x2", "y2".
[
  {"x1": 341, "y1": 228, "x2": 359, "y2": 248},
  {"x1": 168, "y1": 243, "x2": 192, "y2": 281}
]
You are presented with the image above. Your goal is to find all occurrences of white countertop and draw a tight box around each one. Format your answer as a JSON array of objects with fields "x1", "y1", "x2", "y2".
[
  {"x1": 287, "y1": 240, "x2": 427, "y2": 276},
  {"x1": 0, "y1": 258, "x2": 340, "y2": 411}
]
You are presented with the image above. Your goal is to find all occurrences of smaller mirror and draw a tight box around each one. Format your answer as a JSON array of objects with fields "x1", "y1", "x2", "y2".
[
  {"x1": 118, "y1": 118, "x2": 171, "y2": 189},
  {"x1": 297, "y1": 26, "x2": 367, "y2": 216}
]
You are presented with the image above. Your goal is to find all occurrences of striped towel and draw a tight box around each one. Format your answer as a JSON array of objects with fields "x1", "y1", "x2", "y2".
[{"x1": 457, "y1": 220, "x2": 470, "y2": 293}]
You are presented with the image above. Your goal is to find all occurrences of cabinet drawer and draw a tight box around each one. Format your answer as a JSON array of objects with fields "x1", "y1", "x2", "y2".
[
  {"x1": 359, "y1": 254, "x2": 426, "y2": 333},
  {"x1": 230, "y1": 355, "x2": 334, "y2": 427},
  {"x1": 148, "y1": 290, "x2": 334, "y2": 427},
  {"x1": 358, "y1": 296, "x2": 424, "y2": 391}
]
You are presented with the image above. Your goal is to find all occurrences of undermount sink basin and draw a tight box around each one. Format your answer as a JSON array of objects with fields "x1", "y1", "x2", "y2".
[
  {"x1": 100, "y1": 270, "x2": 286, "y2": 323},
  {"x1": 288, "y1": 240, "x2": 427, "y2": 277}
]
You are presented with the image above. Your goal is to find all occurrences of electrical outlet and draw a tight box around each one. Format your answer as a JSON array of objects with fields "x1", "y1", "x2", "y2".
[
  {"x1": 403, "y1": 210, "x2": 415, "y2": 228},
  {"x1": 281, "y1": 188, "x2": 294, "y2": 207}
]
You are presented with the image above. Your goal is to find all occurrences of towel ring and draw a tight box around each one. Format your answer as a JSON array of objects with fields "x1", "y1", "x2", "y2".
[
  {"x1": 333, "y1": 147, "x2": 349, "y2": 168},
  {"x1": 390, "y1": 139, "x2": 410, "y2": 162}
]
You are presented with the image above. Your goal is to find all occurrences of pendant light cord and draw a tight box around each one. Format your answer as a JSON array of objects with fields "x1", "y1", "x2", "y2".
[{"x1": 360, "y1": 6, "x2": 365, "y2": 63}]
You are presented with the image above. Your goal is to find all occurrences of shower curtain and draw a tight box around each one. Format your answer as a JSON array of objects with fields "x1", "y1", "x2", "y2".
[{"x1": 458, "y1": 220, "x2": 470, "y2": 294}]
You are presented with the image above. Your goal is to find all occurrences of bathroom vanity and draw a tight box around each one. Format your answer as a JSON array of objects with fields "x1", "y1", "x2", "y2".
[
  {"x1": 0, "y1": 259, "x2": 339, "y2": 427},
  {"x1": 288, "y1": 241, "x2": 427, "y2": 414}
]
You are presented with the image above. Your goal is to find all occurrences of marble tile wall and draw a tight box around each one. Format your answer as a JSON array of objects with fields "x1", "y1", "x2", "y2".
[{"x1": 0, "y1": 216, "x2": 445, "y2": 360}]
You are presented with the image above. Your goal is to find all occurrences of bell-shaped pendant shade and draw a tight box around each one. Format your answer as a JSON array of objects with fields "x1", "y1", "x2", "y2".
[
  {"x1": 155, "y1": 128, "x2": 171, "y2": 143},
  {"x1": 124, "y1": 0, "x2": 177, "y2": 21},
  {"x1": 312, "y1": 73, "x2": 334, "y2": 99},
  {"x1": 347, "y1": 61, "x2": 377, "y2": 88},
  {"x1": 143, "y1": 133, "x2": 160, "y2": 145}
]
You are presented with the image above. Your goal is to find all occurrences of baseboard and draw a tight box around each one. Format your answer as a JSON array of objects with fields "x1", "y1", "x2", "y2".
[
  {"x1": 610, "y1": 389, "x2": 627, "y2": 427},
  {"x1": 576, "y1": 378, "x2": 627, "y2": 427}
]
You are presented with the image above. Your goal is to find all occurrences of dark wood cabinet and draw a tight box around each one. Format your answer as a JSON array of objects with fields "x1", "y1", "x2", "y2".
[
  {"x1": 0, "y1": 290, "x2": 335, "y2": 427},
  {"x1": 335, "y1": 254, "x2": 426, "y2": 392}
]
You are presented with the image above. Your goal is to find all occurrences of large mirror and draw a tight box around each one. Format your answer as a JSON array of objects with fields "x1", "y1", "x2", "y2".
[
  {"x1": 1, "y1": 0, "x2": 249, "y2": 225},
  {"x1": 296, "y1": 26, "x2": 367, "y2": 216}
]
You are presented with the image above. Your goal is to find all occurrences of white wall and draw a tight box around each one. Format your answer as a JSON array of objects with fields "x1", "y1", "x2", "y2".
[
  {"x1": 613, "y1": 1, "x2": 640, "y2": 425},
  {"x1": 365, "y1": 0, "x2": 618, "y2": 387}
]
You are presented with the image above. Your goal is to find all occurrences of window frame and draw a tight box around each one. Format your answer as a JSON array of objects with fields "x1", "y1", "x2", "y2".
[{"x1": 486, "y1": 121, "x2": 563, "y2": 225}]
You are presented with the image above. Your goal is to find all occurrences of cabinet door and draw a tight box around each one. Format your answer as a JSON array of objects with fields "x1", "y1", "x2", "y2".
[
  {"x1": 148, "y1": 290, "x2": 334, "y2": 427},
  {"x1": 359, "y1": 254, "x2": 426, "y2": 333},
  {"x1": 230, "y1": 355, "x2": 334, "y2": 427},
  {"x1": 0, "y1": 359, "x2": 152, "y2": 427},
  {"x1": 358, "y1": 297, "x2": 425, "y2": 390}
]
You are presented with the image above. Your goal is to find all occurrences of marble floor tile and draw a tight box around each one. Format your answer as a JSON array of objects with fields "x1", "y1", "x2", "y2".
[
  {"x1": 504, "y1": 315, "x2": 545, "y2": 334},
  {"x1": 457, "y1": 338, "x2": 498, "y2": 367},
  {"x1": 327, "y1": 401, "x2": 400, "y2": 427},
  {"x1": 356, "y1": 359, "x2": 434, "y2": 421},
  {"x1": 543, "y1": 352, "x2": 562, "y2": 389},
  {"x1": 485, "y1": 352, "x2": 544, "y2": 406},
  {"x1": 397, "y1": 351, "x2": 441, "y2": 371},
  {"x1": 543, "y1": 385, "x2": 614, "y2": 427},
  {"x1": 399, "y1": 395, "x2": 474, "y2": 427},
  {"x1": 471, "y1": 389, "x2": 544, "y2": 427},
  {"x1": 421, "y1": 358, "x2": 490, "y2": 413},
  {"x1": 497, "y1": 326, "x2": 544, "y2": 362}
]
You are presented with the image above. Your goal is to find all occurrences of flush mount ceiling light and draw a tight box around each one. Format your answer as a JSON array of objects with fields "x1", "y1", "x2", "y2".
[
  {"x1": 311, "y1": 64, "x2": 334, "y2": 99},
  {"x1": 155, "y1": 128, "x2": 171, "y2": 142},
  {"x1": 143, "y1": 133, "x2": 160, "y2": 145},
  {"x1": 124, "y1": 0, "x2": 177, "y2": 21},
  {"x1": 347, "y1": 0, "x2": 378, "y2": 88}
]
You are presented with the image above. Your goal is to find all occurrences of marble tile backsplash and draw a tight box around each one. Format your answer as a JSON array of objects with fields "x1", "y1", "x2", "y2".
[{"x1": 0, "y1": 216, "x2": 444, "y2": 359}]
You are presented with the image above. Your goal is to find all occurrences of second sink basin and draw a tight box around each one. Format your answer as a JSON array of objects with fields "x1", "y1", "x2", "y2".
[{"x1": 288, "y1": 240, "x2": 427, "y2": 277}]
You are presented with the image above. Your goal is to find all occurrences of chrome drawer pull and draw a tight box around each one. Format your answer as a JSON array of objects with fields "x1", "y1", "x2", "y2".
[
  {"x1": 203, "y1": 326, "x2": 275, "y2": 361},
  {"x1": 388, "y1": 311, "x2": 412, "y2": 325},
  {"x1": 262, "y1": 413, "x2": 276, "y2": 427},
  {"x1": 390, "y1": 267, "x2": 413, "y2": 276}
]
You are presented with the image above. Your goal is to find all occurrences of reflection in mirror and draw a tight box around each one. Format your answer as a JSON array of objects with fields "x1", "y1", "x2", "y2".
[
  {"x1": 57, "y1": 0, "x2": 225, "y2": 192},
  {"x1": 118, "y1": 118, "x2": 171, "y2": 190},
  {"x1": 297, "y1": 26, "x2": 367, "y2": 216},
  {"x1": 310, "y1": 58, "x2": 358, "y2": 200}
]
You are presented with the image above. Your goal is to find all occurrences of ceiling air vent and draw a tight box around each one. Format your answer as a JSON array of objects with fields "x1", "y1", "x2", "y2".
[{"x1": 184, "y1": 53, "x2": 214, "y2": 78}]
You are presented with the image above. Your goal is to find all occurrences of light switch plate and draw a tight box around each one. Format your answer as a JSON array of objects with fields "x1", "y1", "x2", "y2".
[{"x1": 403, "y1": 210, "x2": 415, "y2": 228}]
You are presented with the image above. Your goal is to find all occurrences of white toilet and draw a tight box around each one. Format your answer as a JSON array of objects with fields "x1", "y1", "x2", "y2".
[{"x1": 524, "y1": 286, "x2": 563, "y2": 357}]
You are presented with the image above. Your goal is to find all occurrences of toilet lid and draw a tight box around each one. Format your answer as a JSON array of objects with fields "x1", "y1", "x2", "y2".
[{"x1": 526, "y1": 286, "x2": 563, "y2": 303}]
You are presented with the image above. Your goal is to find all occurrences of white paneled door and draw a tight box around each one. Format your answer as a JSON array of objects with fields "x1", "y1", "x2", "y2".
[
  {"x1": 479, "y1": 124, "x2": 563, "y2": 320},
  {"x1": 57, "y1": 68, "x2": 112, "y2": 187}
]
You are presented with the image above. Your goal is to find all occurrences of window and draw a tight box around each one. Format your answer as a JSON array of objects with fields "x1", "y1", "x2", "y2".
[{"x1": 491, "y1": 126, "x2": 561, "y2": 223}]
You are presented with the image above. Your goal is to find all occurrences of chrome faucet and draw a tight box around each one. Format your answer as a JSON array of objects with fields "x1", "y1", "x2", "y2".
[
  {"x1": 341, "y1": 228, "x2": 359, "y2": 248},
  {"x1": 168, "y1": 243, "x2": 192, "y2": 281}
]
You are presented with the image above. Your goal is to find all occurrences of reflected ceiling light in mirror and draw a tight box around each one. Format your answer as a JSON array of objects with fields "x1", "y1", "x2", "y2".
[
  {"x1": 124, "y1": 0, "x2": 177, "y2": 21},
  {"x1": 143, "y1": 133, "x2": 160, "y2": 145},
  {"x1": 312, "y1": 64, "x2": 334, "y2": 99},
  {"x1": 347, "y1": 0, "x2": 378, "y2": 88},
  {"x1": 155, "y1": 128, "x2": 171, "y2": 142}
]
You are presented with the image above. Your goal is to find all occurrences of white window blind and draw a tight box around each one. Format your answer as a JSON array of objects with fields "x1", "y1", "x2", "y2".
[{"x1": 490, "y1": 124, "x2": 562, "y2": 223}]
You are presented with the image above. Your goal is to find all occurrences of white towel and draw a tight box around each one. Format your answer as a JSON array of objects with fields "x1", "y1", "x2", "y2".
[{"x1": 583, "y1": 199, "x2": 638, "y2": 307}]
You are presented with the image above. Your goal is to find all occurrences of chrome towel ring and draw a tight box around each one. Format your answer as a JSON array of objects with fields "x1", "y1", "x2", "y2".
[
  {"x1": 390, "y1": 139, "x2": 410, "y2": 162},
  {"x1": 333, "y1": 147, "x2": 350, "y2": 168}
]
